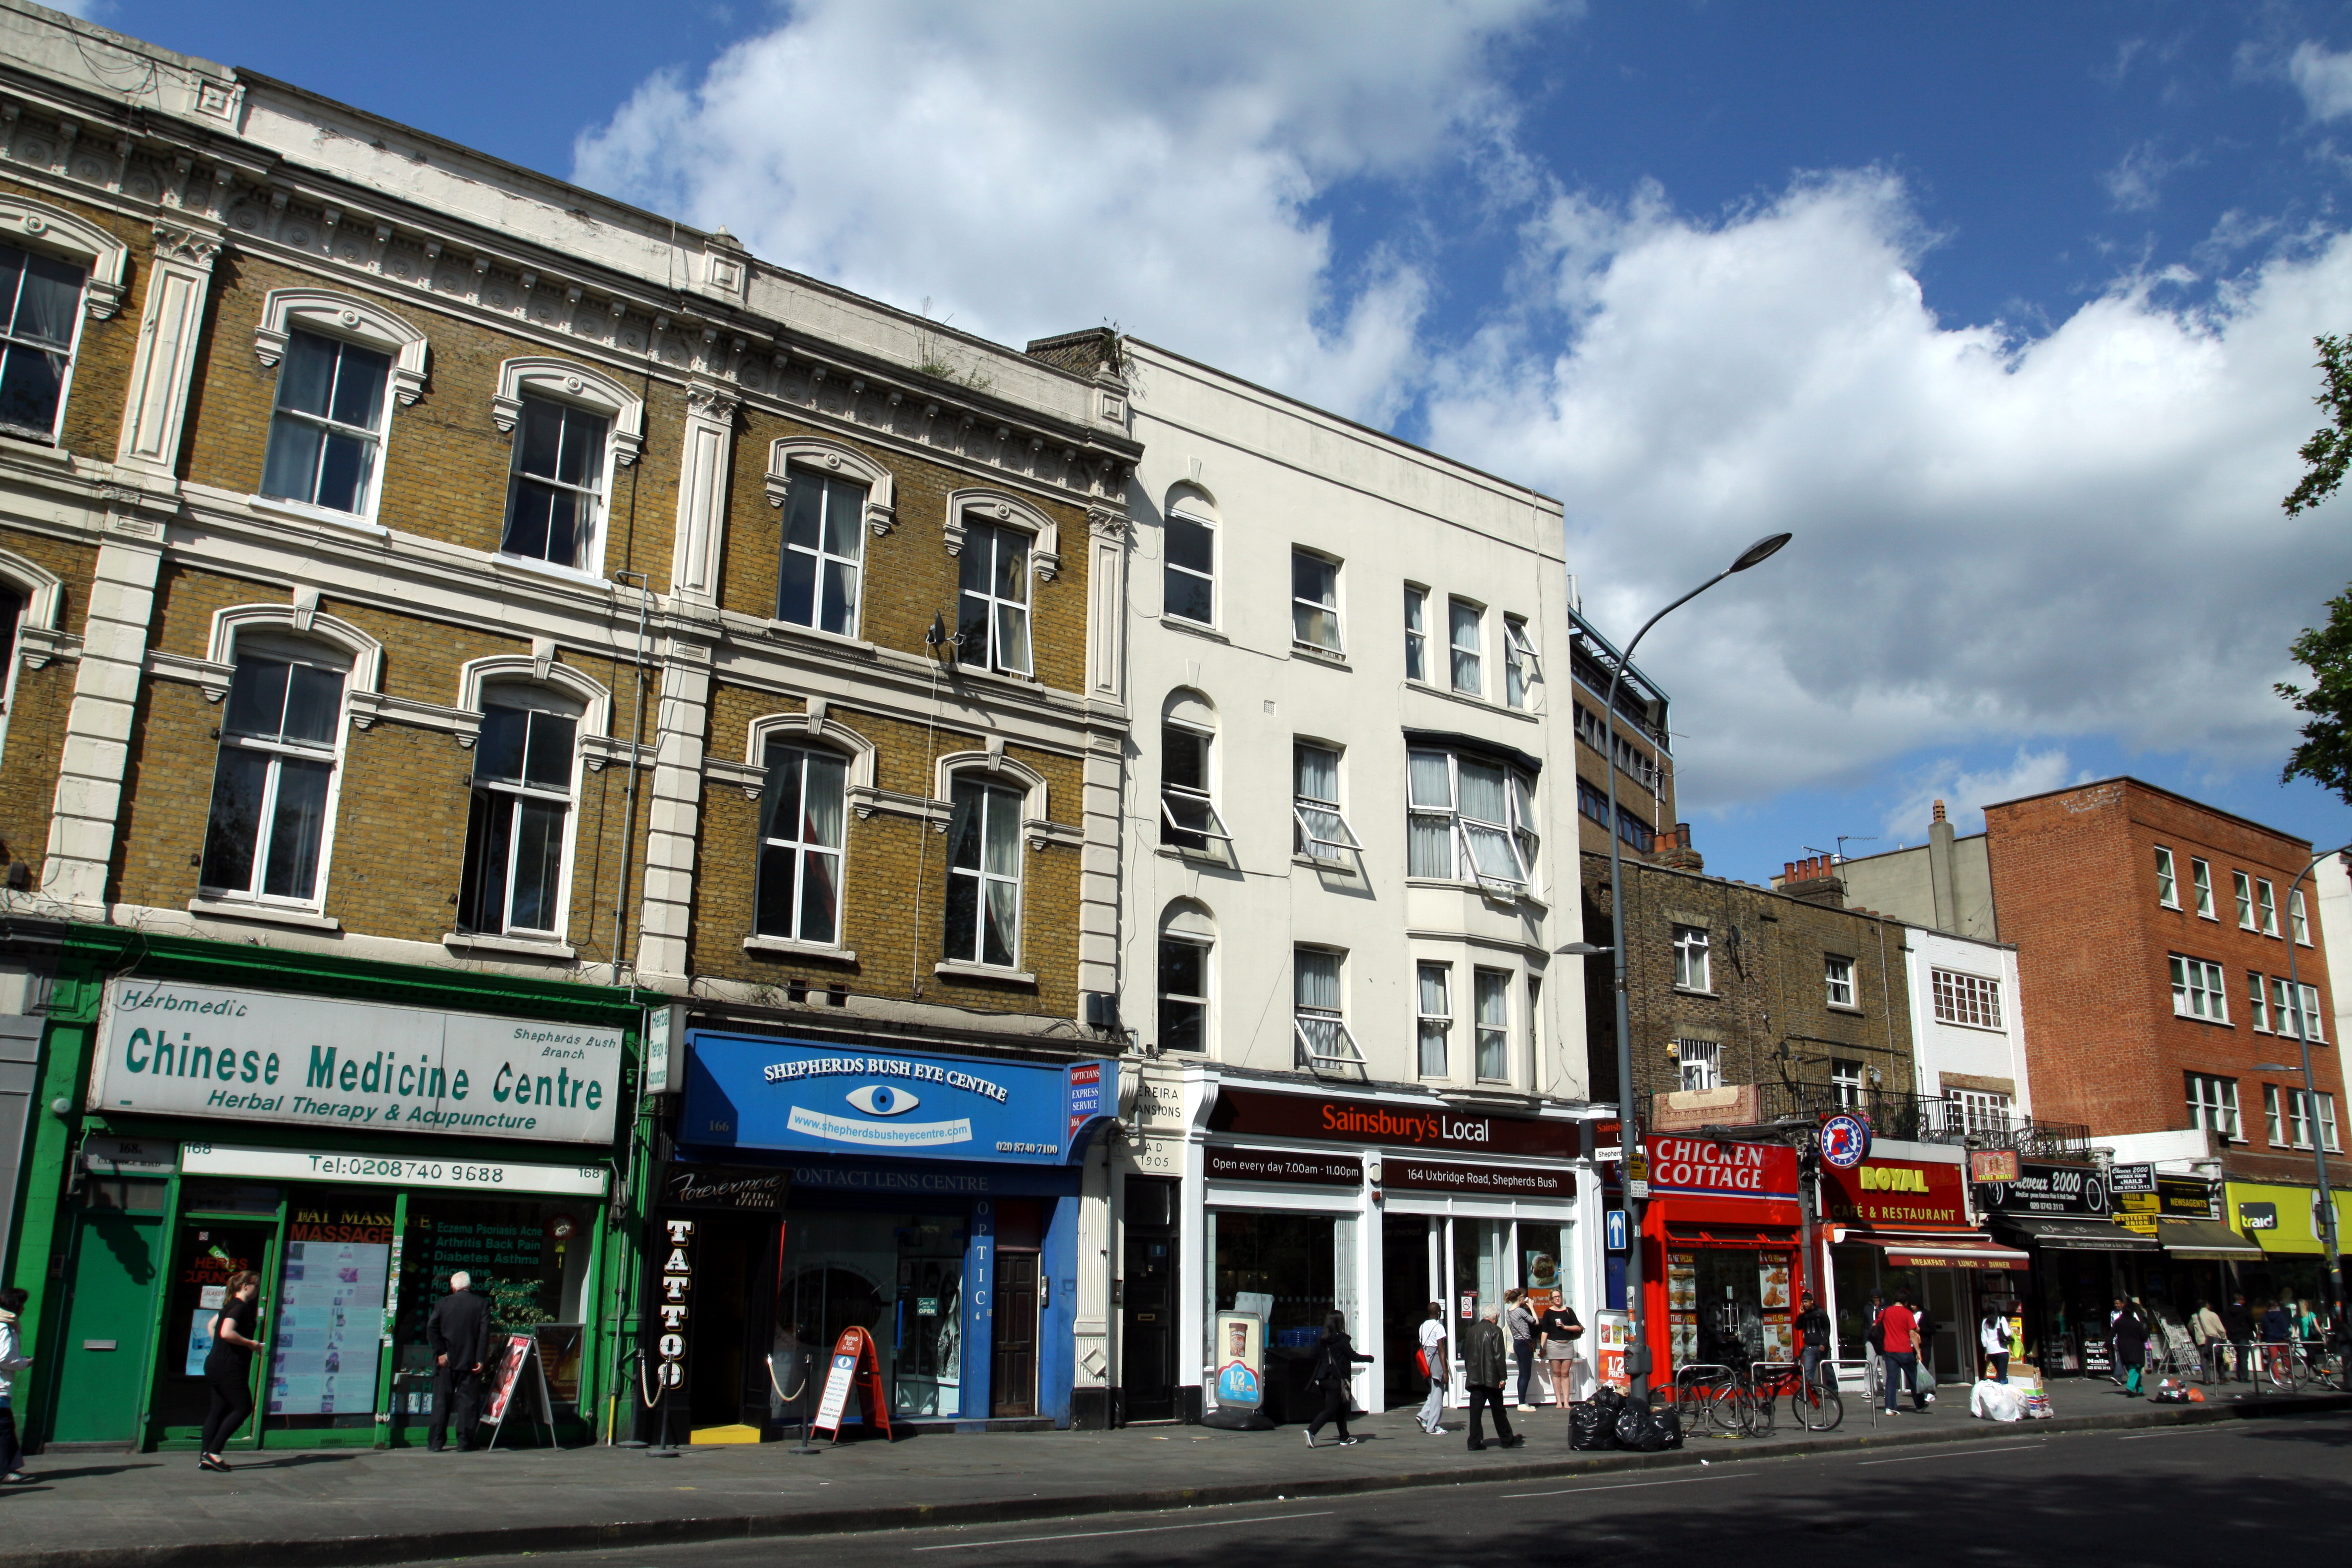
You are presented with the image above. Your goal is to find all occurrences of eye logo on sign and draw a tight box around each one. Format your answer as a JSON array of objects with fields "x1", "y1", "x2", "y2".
[
  {"x1": 846, "y1": 1085, "x2": 920, "y2": 1117},
  {"x1": 1819, "y1": 1114, "x2": 1871, "y2": 1171}
]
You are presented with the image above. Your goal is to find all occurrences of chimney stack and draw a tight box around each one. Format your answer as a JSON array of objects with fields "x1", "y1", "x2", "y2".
[{"x1": 1932, "y1": 798, "x2": 1947, "y2": 824}]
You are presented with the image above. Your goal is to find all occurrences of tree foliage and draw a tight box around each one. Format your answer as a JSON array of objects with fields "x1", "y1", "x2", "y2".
[
  {"x1": 2280, "y1": 585, "x2": 2352, "y2": 803},
  {"x1": 2284, "y1": 333, "x2": 2352, "y2": 518}
]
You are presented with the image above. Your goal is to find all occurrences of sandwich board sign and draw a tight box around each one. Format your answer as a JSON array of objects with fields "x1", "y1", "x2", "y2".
[{"x1": 810, "y1": 1325, "x2": 891, "y2": 1442}]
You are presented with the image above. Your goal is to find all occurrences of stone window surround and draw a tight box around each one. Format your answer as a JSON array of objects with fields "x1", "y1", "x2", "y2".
[
  {"x1": 0, "y1": 194, "x2": 128, "y2": 320},
  {"x1": 942, "y1": 487, "x2": 1060, "y2": 581}
]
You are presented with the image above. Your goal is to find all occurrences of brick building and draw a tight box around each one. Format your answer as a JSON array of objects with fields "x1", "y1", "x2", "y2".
[
  {"x1": 1983, "y1": 778, "x2": 2347, "y2": 1302},
  {"x1": 0, "y1": 0, "x2": 1138, "y2": 1451},
  {"x1": 1566, "y1": 604, "x2": 1679, "y2": 861}
]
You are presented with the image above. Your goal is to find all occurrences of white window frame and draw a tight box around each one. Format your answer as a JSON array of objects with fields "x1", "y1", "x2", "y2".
[
  {"x1": 1830, "y1": 1058, "x2": 1864, "y2": 1108},
  {"x1": 1824, "y1": 954, "x2": 1856, "y2": 1009},
  {"x1": 1157, "y1": 931, "x2": 1212, "y2": 1053},
  {"x1": 2191, "y1": 857, "x2": 2214, "y2": 919},
  {"x1": 2256, "y1": 878, "x2": 2279, "y2": 937},
  {"x1": 2296, "y1": 982, "x2": 2327, "y2": 1043},
  {"x1": 489, "y1": 357, "x2": 643, "y2": 581},
  {"x1": 2292, "y1": 888, "x2": 2313, "y2": 945},
  {"x1": 1416, "y1": 961, "x2": 1453, "y2": 1079},
  {"x1": 198, "y1": 635, "x2": 355, "y2": 913},
  {"x1": 1292, "y1": 740, "x2": 1361, "y2": 863},
  {"x1": 2272, "y1": 977, "x2": 2296, "y2": 1038},
  {"x1": 2267, "y1": 1084, "x2": 2291, "y2": 1147},
  {"x1": 0, "y1": 196, "x2": 129, "y2": 445},
  {"x1": 753, "y1": 737, "x2": 851, "y2": 948},
  {"x1": 2169, "y1": 954, "x2": 2229, "y2": 1022},
  {"x1": 1405, "y1": 747, "x2": 1539, "y2": 894},
  {"x1": 1159, "y1": 718, "x2": 1231, "y2": 851},
  {"x1": 250, "y1": 289, "x2": 429, "y2": 530},
  {"x1": 2186, "y1": 1072, "x2": 2241, "y2": 1141},
  {"x1": 2250, "y1": 972, "x2": 2271, "y2": 1033},
  {"x1": 1675, "y1": 1038, "x2": 1721, "y2": 1092},
  {"x1": 1291, "y1": 548, "x2": 1344, "y2": 655},
  {"x1": 2155, "y1": 845, "x2": 2178, "y2": 907},
  {"x1": 1448, "y1": 597, "x2": 1483, "y2": 696},
  {"x1": 1672, "y1": 925, "x2": 1711, "y2": 992},
  {"x1": 456, "y1": 686, "x2": 585, "y2": 940},
  {"x1": 1294, "y1": 945, "x2": 1364, "y2": 1073},
  {"x1": 0, "y1": 236, "x2": 88, "y2": 447},
  {"x1": 1504, "y1": 615, "x2": 1541, "y2": 709},
  {"x1": 1953, "y1": 1088, "x2": 2013, "y2": 1135},
  {"x1": 1931, "y1": 968, "x2": 2004, "y2": 1029},
  {"x1": 772, "y1": 463, "x2": 870, "y2": 638},
  {"x1": 957, "y1": 518, "x2": 1036, "y2": 677},
  {"x1": 0, "y1": 548, "x2": 63, "y2": 773},
  {"x1": 2235, "y1": 870, "x2": 2256, "y2": 930},
  {"x1": 1403, "y1": 584, "x2": 1429, "y2": 683},
  {"x1": 1473, "y1": 967, "x2": 1512, "y2": 1083},
  {"x1": 942, "y1": 773, "x2": 1027, "y2": 970},
  {"x1": 1163, "y1": 504, "x2": 1216, "y2": 628}
]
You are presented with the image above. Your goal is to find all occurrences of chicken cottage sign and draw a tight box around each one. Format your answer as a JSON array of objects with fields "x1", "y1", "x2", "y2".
[
  {"x1": 1644, "y1": 1137, "x2": 1800, "y2": 1200},
  {"x1": 90, "y1": 980, "x2": 624, "y2": 1145}
]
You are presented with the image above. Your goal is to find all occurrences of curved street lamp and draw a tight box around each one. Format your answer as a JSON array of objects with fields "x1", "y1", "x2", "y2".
[
  {"x1": 2278, "y1": 844, "x2": 2349, "y2": 1318},
  {"x1": 1557, "y1": 531, "x2": 1791, "y2": 1402}
]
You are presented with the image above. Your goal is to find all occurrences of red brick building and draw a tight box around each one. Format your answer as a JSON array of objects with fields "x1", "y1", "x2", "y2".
[{"x1": 1986, "y1": 778, "x2": 2345, "y2": 1192}]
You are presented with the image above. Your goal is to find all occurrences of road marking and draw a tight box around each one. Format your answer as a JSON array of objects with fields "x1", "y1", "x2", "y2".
[
  {"x1": 913, "y1": 1511, "x2": 1335, "y2": 1551},
  {"x1": 1858, "y1": 1442, "x2": 2043, "y2": 1467},
  {"x1": 1504, "y1": 1474, "x2": 1735, "y2": 1499},
  {"x1": 2119, "y1": 1427, "x2": 2228, "y2": 1439}
]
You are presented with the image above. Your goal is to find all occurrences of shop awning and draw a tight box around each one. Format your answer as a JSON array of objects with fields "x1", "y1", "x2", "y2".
[
  {"x1": 1845, "y1": 1232, "x2": 2030, "y2": 1271},
  {"x1": 2156, "y1": 1216, "x2": 2264, "y2": 1262},
  {"x1": 1991, "y1": 1215, "x2": 2162, "y2": 1253},
  {"x1": 1663, "y1": 1225, "x2": 1796, "y2": 1249}
]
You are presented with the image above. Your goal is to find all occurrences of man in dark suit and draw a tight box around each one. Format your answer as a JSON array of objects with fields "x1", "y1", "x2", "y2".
[{"x1": 426, "y1": 1271, "x2": 492, "y2": 1452}]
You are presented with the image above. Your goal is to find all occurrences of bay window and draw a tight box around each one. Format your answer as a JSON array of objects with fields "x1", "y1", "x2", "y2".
[{"x1": 1406, "y1": 747, "x2": 1537, "y2": 891}]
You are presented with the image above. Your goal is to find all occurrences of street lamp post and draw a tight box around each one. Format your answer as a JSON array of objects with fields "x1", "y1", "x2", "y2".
[
  {"x1": 1557, "y1": 531, "x2": 1791, "y2": 1402},
  {"x1": 2278, "y1": 844, "x2": 2350, "y2": 1319}
]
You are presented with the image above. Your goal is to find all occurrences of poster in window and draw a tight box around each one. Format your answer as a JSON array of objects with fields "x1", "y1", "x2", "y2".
[{"x1": 267, "y1": 1229, "x2": 392, "y2": 1417}]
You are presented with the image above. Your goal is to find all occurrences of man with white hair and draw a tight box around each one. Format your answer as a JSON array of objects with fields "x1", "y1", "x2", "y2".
[
  {"x1": 1461, "y1": 1302, "x2": 1523, "y2": 1451},
  {"x1": 425, "y1": 1271, "x2": 491, "y2": 1452}
]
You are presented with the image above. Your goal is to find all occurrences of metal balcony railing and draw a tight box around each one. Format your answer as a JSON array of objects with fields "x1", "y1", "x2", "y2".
[{"x1": 1749, "y1": 1080, "x2": 2092, "y2": 1156}]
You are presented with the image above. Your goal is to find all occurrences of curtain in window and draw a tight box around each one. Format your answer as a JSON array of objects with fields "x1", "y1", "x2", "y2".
[
  {"x1": 1458, "y1": 761, "x2": 1521, "y2": 881},
  {"x1": 1296, "y1": 950, "x2": 1341, "y2": 1011},
  {"x1": 1407, "y1": 751, "x2": 1454, "y2": 877},
  {"x1": 1474, "y1": 970, "x2": 1509, "y2": 1080},
  {"x1": 1417, "y1": 963, "x2": 1450, "y2": 1078},
  {"x1": 1296, "y1": 743, "x2": 1338, "y2": 804}
]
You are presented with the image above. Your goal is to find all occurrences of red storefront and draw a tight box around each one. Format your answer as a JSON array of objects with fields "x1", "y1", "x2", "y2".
[
  {"x1": 1818, "y1": 1151, "x2": 2027, "y2": 1378},
  {"x1": 1639, "y1": 1137, "x2": 1804, "y2": 1380}
]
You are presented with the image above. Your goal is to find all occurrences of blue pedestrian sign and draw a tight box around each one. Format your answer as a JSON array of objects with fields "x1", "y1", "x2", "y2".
[{"x1": 1605, "y1": 1208, "x2": 1629, "y2": 1252}]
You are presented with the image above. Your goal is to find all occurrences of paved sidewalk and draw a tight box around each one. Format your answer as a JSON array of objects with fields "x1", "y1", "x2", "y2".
[{"x1": 6, "y1": 1384, "x2": 2345, "y2": 1568}]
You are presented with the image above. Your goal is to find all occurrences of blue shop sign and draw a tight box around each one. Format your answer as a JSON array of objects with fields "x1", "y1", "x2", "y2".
[{"x1": 683, "y1": 1033, "x2": 1117, "y2": 1165}]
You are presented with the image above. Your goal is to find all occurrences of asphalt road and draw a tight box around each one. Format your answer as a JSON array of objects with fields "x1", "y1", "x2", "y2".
[{"x1": 444, "y1": 1409, "x2": 2352, "y2": 1568}]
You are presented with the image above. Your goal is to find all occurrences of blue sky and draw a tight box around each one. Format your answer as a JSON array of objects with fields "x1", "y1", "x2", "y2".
[{"x1": 86, "y1": 0, "x2": 2352, "y2": 877}]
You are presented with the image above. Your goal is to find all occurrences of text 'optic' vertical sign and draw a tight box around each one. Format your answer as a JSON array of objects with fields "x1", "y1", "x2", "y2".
[{"x1": 656, "y1": 1218, "x2": 693, "y2": 1392}]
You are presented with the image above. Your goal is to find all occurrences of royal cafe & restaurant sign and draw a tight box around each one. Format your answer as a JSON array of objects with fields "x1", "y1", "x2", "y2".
[{"x1": 89, "y1": 979, "x2": 624, "y2": 1145}]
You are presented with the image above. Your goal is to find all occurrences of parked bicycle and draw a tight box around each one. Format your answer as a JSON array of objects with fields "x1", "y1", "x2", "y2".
[
  {"x1": 1651, "y1": 1362, "x2": 1758, "y2": 1437},
  {"x1": 1770, "y1": 1357, "x2": 1845, "y2": 1431}
]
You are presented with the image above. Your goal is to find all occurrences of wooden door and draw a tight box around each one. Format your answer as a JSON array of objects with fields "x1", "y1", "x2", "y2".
[{"x1": 990, "y1": 1251, "x2": 1039, "y2": 1418}]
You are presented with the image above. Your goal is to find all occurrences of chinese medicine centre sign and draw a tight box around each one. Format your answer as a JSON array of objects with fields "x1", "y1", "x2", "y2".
[
  {"x1": 1820, "y1": 1158, "x2": 1968, "y2": 1228},
  {"x1": 1208, "y1": 1088, "x2": 1579, "y2": 1159},
  {"x1": 1644, "y1": 1137, "x2": 1799, "y2": 1200},
  {"x1": 91, "y1": 980, "x2": 623, "y2": 1145}
]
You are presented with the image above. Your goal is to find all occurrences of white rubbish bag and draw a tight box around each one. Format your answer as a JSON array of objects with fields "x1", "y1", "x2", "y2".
[{"x1": 1970, "y1": 1378, "x2": 2022, "y2": 1422}]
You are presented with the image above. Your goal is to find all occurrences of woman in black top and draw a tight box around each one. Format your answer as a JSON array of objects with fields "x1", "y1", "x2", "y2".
[
  {"x1": 1302, "y1": 1312, "x2": 1373, "y2": 1448},
  {"x1": 200, "y1": 1271, "x2": 264, "y2": 1472}
]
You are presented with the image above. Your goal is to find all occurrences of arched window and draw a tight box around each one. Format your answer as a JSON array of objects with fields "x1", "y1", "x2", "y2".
[
  {"x1": 1159, "y1": 689, "x2": 1228, "y2": 853},
  {"x1": 252, "y1": 290, "x2": 428, "y2": 524},
  {"x1": 756, "y1": 737, "x2": 849, "y2": 946},
  {"x1": 491, "y1": 358, "x2": 642, "y2": 577},
  {"x1": 1162, "y1": 485, "x2": 1216, "y2": 627},
  {"x1": 946, "y1": 491, "x2": 1057, "y2": 677},
  {"x1": 944, "y1": 774, "x2": 1025, "y2": 969},
  {"x1": 1157, "y1": 900, "x2": 1215, "y2": 1053},
  {"x1": 457, "y1": 685, "x2": 582, "y2": 937},
  {"x1": 0, "y1": 196, "x2": 126, "y2": 445},
  {"x1": 766, "y1": 440, "x2": 891, "y2": 638},
  {"x1": 201, "y1": 636, "x2": 350, "y2": 906}
]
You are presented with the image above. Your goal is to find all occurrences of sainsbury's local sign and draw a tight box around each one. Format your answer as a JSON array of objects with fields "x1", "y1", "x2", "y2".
[{"x1": 90, "y1": 980, "x2": 623, "y2": 1145}]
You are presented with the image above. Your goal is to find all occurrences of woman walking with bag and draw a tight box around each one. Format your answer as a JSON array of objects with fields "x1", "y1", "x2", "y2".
[
  {"x1": 1302, "y1": 1312, "x2": 1373, "y2": 1448},
  {"x1": 2110, "y1": 1296, "x2": 2149, "y2": 1397},
  {"x1": 200, "y1": 1272, "x2": 265, "y2": 1471}
]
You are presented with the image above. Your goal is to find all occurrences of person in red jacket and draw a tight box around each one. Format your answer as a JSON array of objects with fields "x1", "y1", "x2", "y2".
[{"x1": 1878, "y1": 1291, "x2": 1929, "y2": 1414}]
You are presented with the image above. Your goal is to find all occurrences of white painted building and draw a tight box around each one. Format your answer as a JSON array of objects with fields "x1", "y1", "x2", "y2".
[
  {"x1": 1053, "y1": 333, "x2": 1596, "y2": 1424},
  {"x1": 1897, "y1": 925, "x2": 2033, "y2": 1131}
]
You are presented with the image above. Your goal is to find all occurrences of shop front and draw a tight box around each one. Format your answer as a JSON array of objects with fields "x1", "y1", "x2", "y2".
[
  {"x1": 2226, "y1": 1180, "x2": 2352, "y2": 1308},
  {"x1": 2110, "y1": 1170, "x2": 2252, "y2": 1325},
  {"x1": 22, "y1": 934, "x2": 637, "y2": 1454},
  {"x1": 1981, "y1": 1160, "x2": 2158, "y2": 1376},
  {"x1": 1136, "y1": 1075, "x2": 1585, "y2": 1423},
  {"x1": 1639, "y1": 1136, "x2": 1803, "y2": 1382},
  {"x1": 673, "y1": 1032, "x2": 1116, "y2": 1433},
  {"x1": 1818, "y1": 1145, "x2": 2025, "y2": 1380}
]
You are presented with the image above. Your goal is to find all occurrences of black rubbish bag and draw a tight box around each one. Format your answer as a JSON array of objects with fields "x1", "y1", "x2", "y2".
[
  {"x1": 1614, "y1": 1403, "x2": 1666, "y2": 1453},
  {"x1": 1568, "y1": 1402, "x2": 1619, "y2": 1451},
  {"x1": 1652, "y1": 1404, "x2": 1684, "y2": 1449},
  {"x1": 1589, "y1": 1384, "x2": 1626, "y2": 1416}
]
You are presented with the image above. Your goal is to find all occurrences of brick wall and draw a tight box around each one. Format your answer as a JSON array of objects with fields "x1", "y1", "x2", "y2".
[
  {"x1": 0, "y1": 528, "x2": 95, "y2": 882},
  {"x1": 1583, "y1": 852, "x2": 1914, "y2": 1108},
  {"x1": 1986, "y1": 779, "x2": 2347, "y2": 1180}
]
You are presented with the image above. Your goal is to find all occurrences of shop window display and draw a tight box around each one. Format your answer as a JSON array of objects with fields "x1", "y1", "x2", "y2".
[
  {"x1": 392, "y1": 1199, "x2": 593, "y2": 1424},
  {"x1": 267, "y1": 1194, "x2": 394, "y2": 1428},
  {"x1": 776, "y1": 1211, "x2": 967, "y2": 1420},
  {"x1": 1211, "y1": 1210, "x2": 1335, "y2": 1343}
]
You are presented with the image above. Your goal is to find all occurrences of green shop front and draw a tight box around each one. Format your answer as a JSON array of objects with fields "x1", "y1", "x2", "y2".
[{"x1": 19, "y1": 933, "x2": 643, "y2": 1453}]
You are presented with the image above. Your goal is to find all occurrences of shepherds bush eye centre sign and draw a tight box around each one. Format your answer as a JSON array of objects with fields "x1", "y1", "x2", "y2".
[
  {"x1": 92, "y1": 980, "x2": 623, "y2": 1145},
  {"x1": 686, "y1": 1034, "x2": 1115, "y2": 1165}
]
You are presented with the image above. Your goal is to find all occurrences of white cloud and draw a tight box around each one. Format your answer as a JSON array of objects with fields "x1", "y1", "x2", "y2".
[
  {"x1": 2102, "y1": 141, "x2": 2196, "y2": 212},
  {"x1": 573, "y1": 0, "x2": 1559, "y2": 421},
  {"x1": 1877, "y1": 748, "x2": 2085, "y2": 841},
  {"x1": 2290, "y1": 41, "x2": 2352, "y2": 120},
  {"x1": 1424, "y1": 173, "x2": 2352, "y2": 816}
]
